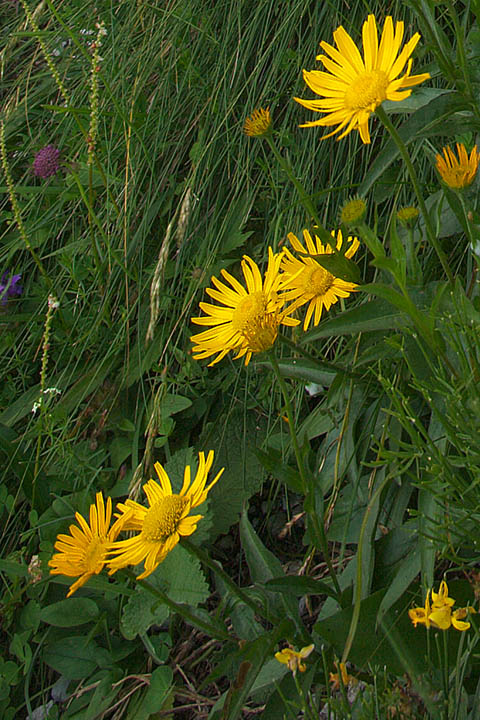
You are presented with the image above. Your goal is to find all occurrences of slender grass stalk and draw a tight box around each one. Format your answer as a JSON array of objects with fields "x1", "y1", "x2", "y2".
[
  {"x1": 0, "y1": 121, "x2": 51, "y2": 287},
  {"x1": 293, "y1": 670, "x2": 317, "y2": 720},
  {"x1": 444, "y1": 0, "x2": 480, "y2": 123},
  {"x1": 342, "y1": 476, "x2": 391, "y2": 664},
  {"x1": 19, "y1": 0, "x2": 70, "y2": 105},
  {"x1": 264, "y1": 134, "x2": 332, "y2": 246},
  {"x1": 375, "y1": 106, "x2": 454, "y2": 284},
  {"x1": 33, "y1": 296, "x2": 59, "y2": 505}
]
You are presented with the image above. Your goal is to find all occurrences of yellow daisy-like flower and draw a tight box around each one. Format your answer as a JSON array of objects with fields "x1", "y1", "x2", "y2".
[
  {"x1": 436, "y1": 143, "x2": 480, "y2": 189},
  {"x1": 48, "y1": 492, "x2": 124, "y2": 597},
  {"x1": 295, "y1": 14, "x2": 430, "y2": 143},
  {"x1": 107, "y1": 451, "x2": 224, "y2": 579},
  {"x1": 244, "y1": 107, "x2": 272, "y2": 137},
  {"x1": 274, "y1": 644, "x2": 314, "y2": 675},
  {"x1": 280, "y1": 229, "x2": 359, "y2": 330},
  {"x1": 191, "y1": 248, "x2": 299, "y2": 366}
]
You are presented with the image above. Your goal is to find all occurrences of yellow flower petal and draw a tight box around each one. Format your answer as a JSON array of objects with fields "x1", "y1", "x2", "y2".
[
  {"x1": 279, "y1": 229, "x2": 359, "y2": 330},
  {"x1": 107, "y1": 452, "x2": 223, "y2": 579},
  {"x1": 49, "y1": 493, "x2": 122, "y2": 597},
  {"x1": 191, "y1": 247, "x2": 299, "y2": 366},
  {"x1": 295, "y1": 14, "x2": 429, "y2": 143}
]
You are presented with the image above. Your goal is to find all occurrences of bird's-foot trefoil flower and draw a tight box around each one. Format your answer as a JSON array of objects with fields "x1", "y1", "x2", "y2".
[{"x1": 274, "y1": 644, "x2": 314, "y2": 675}]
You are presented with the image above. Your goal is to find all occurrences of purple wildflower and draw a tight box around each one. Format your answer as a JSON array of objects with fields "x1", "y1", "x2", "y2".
[
  {"x1": 33, "y1": 145, "x2": 60, "y2": 179},
  {"x1": 0, "y1": 273, "x2": 22, "y2": 305}
]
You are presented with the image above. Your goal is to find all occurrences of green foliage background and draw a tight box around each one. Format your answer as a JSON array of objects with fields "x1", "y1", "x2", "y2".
[{"x1": 1, "y1": 0, "x2": 480, "y2": 717}]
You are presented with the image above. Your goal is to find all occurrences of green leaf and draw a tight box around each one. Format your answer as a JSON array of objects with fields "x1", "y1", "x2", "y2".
[
  {"x1": 382, "y1": 87, "x2": 450, "y2": 114},
  {"x1": 359, "y1": 282, "x2": 412, "y2": 315},
  {"x1": 40, "y1": 598, "x2": 99, "y2": 628},
  {"x1": 161, "y1": 393, "x2": 192, "y2": 416},
  {"x1": 273, "y1": 357, "x2": 336, "y2": 386},
  {"x1": 314, "y1": 589, "x2": 420, "y2": 676},
  {"x1": 359, "y1": 92, "x2": 471, "y2": 197},
  {"x1": 121, "y1": 545, "x2": 209, "y2": 640},
  {"x1": 43, "y1": 637, "x2": 106, "y2": 680},
  {"x1": 0, "y1": 559, "x2": 29, "y2": 578},
  {"x1": 109, "y1": 436, "x2": 132, "y2": 472},
  {"x1": 156, "y1": 544, "x2": 209, "y2": 606},
  {"x1": 239, "y1": 512, "x2": 283, "y2": 584},
  {"x1": 255, "y1": 447, "x2": 303, "y2": 493},
  {"x1": 376, "y1": 549, "x2": 421, "y2": 626},
  {"x1": 205, "y1": 409, "x2": 267, "y2": 538},
  {"x1": 305, "y1": 252, "x2": 361, "y2": 284},
  {"x1": 304, "y1": 297, "x2": 406, "y2": 341},
  {"x1": 135, "y1": 666, "x2": 173, "y2": 720},
  {"x1": 209, "y1": 620, "x2": 294, "y2": 720},
  {"x1": 265, "y1": 576, "x2": 338, "y2": 600},
  {"x1": 120, "y1": 591, "x2": 168, "y2": 641},
  {"x1": 84, "y1": 674, "x2": 122, "y2": 720}
]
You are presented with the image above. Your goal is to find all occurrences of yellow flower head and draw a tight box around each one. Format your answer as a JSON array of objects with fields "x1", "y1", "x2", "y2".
[
  {"x1": 107, "y1": 451, "x2": 223, "y2": 579},
  {"x1": 340, "y1": 196, "x2": 367, "y2": 225},
  {"x1": 429, "y1": 604, "x2": 454, "y2": 630},
  {"x1": 329, "y1": 661, "x2": 358, "y2": 690},
  {"x1": 274, "y1": 644, "x2": 314, "y2": 675},
  {"x1": 452, "y1": 606, "x2": 475, "y2": 632},
  {"x1": 408, "y1": 590, "x2": 432, "y2": 628},
  {"x1": 191, "y1": 248, "x2": 299, "y2": 366},
  {"x1": 409, "y1": 580, "x2": 476, "y2": 632},
  {"x1": 396, "y1": 206, "x2": 419, "y2": 226},
  {"x1": 280, "y1": 229, "x2": 359, "y2": 330},
  {"x1": 244, "y1": 107, "x2": 272, "y2": 137},
  {"x1": 436, "y1": 143, "x2": 480, "y2": 189},
  {"x1": 431, "y1": 579, "x2": 455, "y2": 609},
  {"x1": 295, "y1": 14, "x2": 430, "y2": 143},
  {"x1": 49, "y1": 492, "x2": 124, "y2": 597}
]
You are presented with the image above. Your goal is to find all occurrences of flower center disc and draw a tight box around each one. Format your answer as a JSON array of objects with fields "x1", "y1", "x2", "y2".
[
  {"x1": 304, "y1": 265, "x2": 334, "y2": 296},
  {"x1": 344, "y1": 69, "x2": 388, "y2": 112},
  {"x1": 85, "y1": 536, "x2": 106, "y2": 571},
  {"x1": 443, "y1": 167, "x2": 468, "y2": 188},
  {"x1": 141, "y1": 495, "x2": 188, "y2": 542},
  {"x1": 244, "y1": 316, "x2": 278, "y2": 353},
  {"x1": 231, "y1": 291, "x2": 267, "y2": 332}
]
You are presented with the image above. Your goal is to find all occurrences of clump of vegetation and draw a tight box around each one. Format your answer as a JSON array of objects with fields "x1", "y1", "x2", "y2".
[{"x1": 1, "y1": 1, "x2": 480, "y2": 718}]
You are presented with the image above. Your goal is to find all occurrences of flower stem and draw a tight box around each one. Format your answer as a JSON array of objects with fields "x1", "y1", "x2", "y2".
[
  {"x1": 264, "y1": 134, "x2": 331, "y2": 245},
  {"x1": 278, "y1": 334, "x2": 362, "y2": 380},
  {"x1": 181, "y1": 538, "x2": 269, "y2": 621},
  {"x1": 375, "y1": 105, "x2": 454, "y2": 284},
  {"x1": 268, "y1": 349, "x2": 341, "y2": 597},
  {"x1": 123, "y1": 568, "x2": 232, "y2": 642}
]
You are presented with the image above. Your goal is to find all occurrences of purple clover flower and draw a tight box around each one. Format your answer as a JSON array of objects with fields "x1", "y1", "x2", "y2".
[
  {"x1": 0, "y1": 273, "x2": 22, "y2": 305},
  {"x1": 33, "y1": 145, "x2": 60, "y2": 179}
]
